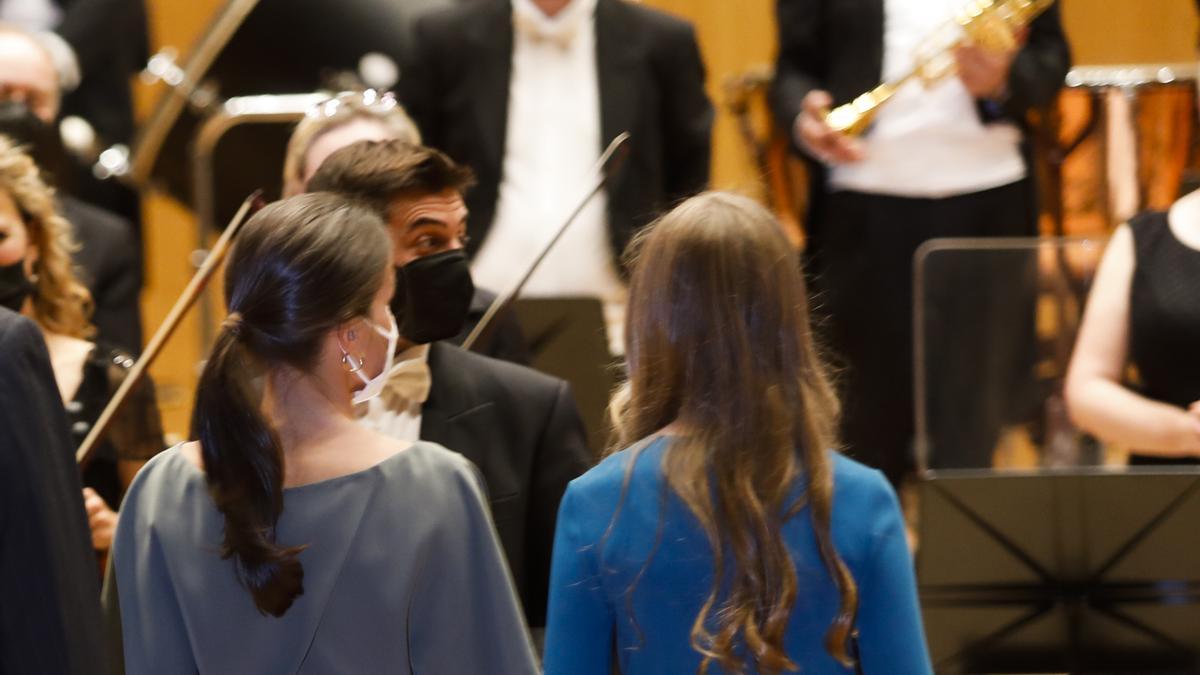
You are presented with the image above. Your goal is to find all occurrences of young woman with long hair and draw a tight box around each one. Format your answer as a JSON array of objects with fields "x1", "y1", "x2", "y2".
[
  {"x1": 543, "y1": 192, "x2": 931, "y2": 674},
  {"x1": 113, "y1": 193, "x2": 536, "y2": 674}
]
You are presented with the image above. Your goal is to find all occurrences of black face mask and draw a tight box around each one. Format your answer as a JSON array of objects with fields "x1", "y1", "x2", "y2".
[
  {"x1": 0, "y1": 259, "x2": 33, "y2": 312},
  {"x1": 391, "y1": 249, "x2": 475, "y2": 344}
]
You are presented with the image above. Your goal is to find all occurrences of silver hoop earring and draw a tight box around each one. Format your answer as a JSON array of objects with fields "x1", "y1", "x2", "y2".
[{"x1": 342, "y1": 352, "x2": 365, "y2": 373}]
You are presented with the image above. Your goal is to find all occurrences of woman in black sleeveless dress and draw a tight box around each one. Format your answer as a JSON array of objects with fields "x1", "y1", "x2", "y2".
[{"x1": 1067, "y1": 192, "x2": 1200, "y2": 464}]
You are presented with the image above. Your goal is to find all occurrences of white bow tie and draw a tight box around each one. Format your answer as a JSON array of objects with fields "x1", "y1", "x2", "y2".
[
  {"x1": 379, "y1": 355, "x2": 432, "y2": 409},
  {"x1": 512, "y1": 0, "x2": 594, "y2": 50}
]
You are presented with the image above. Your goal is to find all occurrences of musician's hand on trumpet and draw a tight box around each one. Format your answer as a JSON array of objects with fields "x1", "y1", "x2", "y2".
[
  {"x1": 953, "y1": 36, "x2": 1020, "y2": 100},
  {"x1": 795, "y1": 90, "x2": 865, "y2": 166}
]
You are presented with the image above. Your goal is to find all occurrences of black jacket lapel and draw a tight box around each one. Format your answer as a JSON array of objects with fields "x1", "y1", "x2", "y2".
[
  {"x1": 468, "y1": 1, "x2": 515, "y2": 173},
  {"x1": 595, "y1": 0, "x2": 639, "y2": 152},
  {"x1": 420, "y1": 343, "x2": 495, "y2": 471}
]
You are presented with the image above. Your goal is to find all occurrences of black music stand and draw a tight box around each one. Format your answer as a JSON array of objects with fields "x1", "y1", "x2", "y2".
[
  {"x1": 512, "y1": 297, "x2": 616, "y2": 454},
  {"x1": 917, "y1": 468, "x2": 1200, "y2": 673}
]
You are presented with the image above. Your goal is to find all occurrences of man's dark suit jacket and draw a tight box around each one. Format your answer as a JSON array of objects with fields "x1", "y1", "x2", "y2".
[
  {"x1": 421, "y1": 341, "x2": 591, "y2": 627},
  {"x1": 61, "y1": 195, "x2": 143, "y2": 353},
  {"x1": 769, "y1": 0, "x2": 1071, "y2": 235},
  {"x1": 0, "y1": 308, "x2": 105, "y2": 674},
  {"x1": 449, "y1": 286, "x2": 532, "y2": 366},
  {"x1": 54, "y1": 0, "x2": 148, "y2": 148},
  {"x1": 399, "y1": 0, "x2": 714, "y2": 270},
  {"x1": 52, "y1": 0, "x2": 148, "y2": 225}
]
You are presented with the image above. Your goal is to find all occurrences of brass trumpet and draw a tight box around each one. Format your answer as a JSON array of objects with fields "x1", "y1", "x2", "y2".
[{"x1": 825, "y1": 0, "x2": 1055, "y2": 136}]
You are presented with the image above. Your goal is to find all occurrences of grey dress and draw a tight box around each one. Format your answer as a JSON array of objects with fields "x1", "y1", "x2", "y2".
[{"x1": 112, "y1": 441, "x2": 538, "y2": 674}]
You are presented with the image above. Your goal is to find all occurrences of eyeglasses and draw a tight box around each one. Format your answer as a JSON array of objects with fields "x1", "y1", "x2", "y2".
[{"x1": 305, "y1": 89, "x2": 399, "y2": 120}]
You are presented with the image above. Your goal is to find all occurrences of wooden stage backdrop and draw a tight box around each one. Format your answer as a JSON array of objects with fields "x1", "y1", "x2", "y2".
[{"x1": 136, "y1": 0, "x2": 1199, "y2": 438}]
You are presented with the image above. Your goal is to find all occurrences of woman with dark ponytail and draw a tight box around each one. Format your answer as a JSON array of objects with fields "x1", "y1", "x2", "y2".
[
  {"x1": 112, "y1": 193, "x2": 537, "y2": 674},
  {"x1": 543, "y1": 193, "x2": 932, "y2": 674}
]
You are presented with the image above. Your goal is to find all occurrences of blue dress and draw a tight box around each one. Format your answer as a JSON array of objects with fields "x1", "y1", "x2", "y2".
[{"x1": 543, "y1": 437, "x2": 933, "y2": 674}]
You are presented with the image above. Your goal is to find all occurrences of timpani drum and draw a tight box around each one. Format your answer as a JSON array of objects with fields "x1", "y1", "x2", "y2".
[{"x1": 1047, "y1": 62, "x2": 1199, "y2": 236}]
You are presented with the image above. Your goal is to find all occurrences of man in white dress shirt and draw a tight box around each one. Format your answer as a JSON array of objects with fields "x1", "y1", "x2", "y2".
[
  {"x1": 399, "y1": 0, "x2": 713, "y2": 353},
  {"x1": 771, "y1": 0, "x2": 1071, "y2": 481}
]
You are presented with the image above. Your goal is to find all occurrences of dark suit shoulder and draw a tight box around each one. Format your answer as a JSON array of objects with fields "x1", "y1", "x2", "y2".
[
  {"x1": 616, "y1": 0, "x2": 697, "y2": 38},
  {"x1": 413, "y1": 0, "x2": 505, "y2": 40},
  {"x1": 60, "y1": 195, "x2": 134, "y2": 234},
  {"x1": 60, "y1": 196, "x2": 137, "y2": 259},
  {"x1": 0, "y1": 310, "x2": 55, "y2": 394},
  {"x1": 0, "y1": 307, "x2": 40, "y2": 347},
  {"x1": 605, "y1": 0, "x2": 703, "y2": 77},
  {"x1": 431, "y1": 342, "x2": 565, "y2": 398}
]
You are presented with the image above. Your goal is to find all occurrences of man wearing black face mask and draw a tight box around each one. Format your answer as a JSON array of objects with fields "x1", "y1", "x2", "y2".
[{"x1": 308, "y1": 139, "x2": 592, "y2": 632}]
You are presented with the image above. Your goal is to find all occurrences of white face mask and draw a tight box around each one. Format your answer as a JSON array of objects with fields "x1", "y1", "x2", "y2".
[{"x1": 343, "y1": 309, "x2": 400, "y2": 405}]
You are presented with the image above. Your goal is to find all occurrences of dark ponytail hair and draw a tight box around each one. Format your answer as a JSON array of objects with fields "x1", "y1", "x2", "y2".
[{"x1": 191, "y1": 193, "x2": 390, "y2": 616}]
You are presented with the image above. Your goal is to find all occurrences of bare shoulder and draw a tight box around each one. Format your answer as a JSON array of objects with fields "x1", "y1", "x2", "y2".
[
  {"x1": 1168, "y1": 191, "x2": 1200, "y2": 249},
  {"x1": 1098, "y1": 223, "x2": 1135, "y2": 279}
]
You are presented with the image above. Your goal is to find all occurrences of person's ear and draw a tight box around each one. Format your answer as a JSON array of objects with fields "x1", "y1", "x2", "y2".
[
  {"x1": 335, "y1": 319, "x2": 367, "y2": 373},
  {"x1": 335, "y1": 319, "x2": 361, "y2": 353}
]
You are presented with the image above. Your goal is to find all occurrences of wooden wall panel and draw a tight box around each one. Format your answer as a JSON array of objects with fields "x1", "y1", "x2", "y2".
[
  {"x1": 640, "y1": 0, "x2": 778, "y2": 194},
  {"x1": 1061, "y1": 0, "x2": 1197, "y2": 65},
  {"x1": 136, "y1": 0, "x2": 224, "y2": 438}
]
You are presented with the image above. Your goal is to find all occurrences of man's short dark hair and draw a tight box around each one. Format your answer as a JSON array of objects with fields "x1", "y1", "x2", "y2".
[{"x1": 306, "y1": 139, "x2": 475, "y2": 219}]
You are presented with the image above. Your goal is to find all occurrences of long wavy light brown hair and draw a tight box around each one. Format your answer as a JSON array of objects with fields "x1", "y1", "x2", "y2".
[
  {"x1": 0, "y1": 134, "x2": 92, "y2": 338},
  {"x1": 609, "y1": 192, "x2": 858, "y2": 674}
]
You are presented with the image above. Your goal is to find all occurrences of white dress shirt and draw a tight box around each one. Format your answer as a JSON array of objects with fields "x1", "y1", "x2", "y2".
[
  {"x1": 469, "y1": 0, "x2": 627, "y2": 354},
  {"x1": 355, "y1": 344, "x2": 431, "y2": 442},
  {"x1": 829, "y1": 0, "x2": 1026, "y2": 199}
]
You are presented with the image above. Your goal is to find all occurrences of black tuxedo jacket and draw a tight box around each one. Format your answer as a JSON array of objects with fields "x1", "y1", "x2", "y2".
[
  {"x1": 0, "y1": 309, "x2": 105, "y2": 674},
  {"x1": 61, "y1": 195, "x2": 143, "y2": 353},
  {"x1": 399, "y1": 0, "x2": 713, "y2": 270},
  {"x1": 420, "y1": 342, "x2": 591, "y2": 626},
  {"x1": 53, "y1": 0, "x2": 148, "y2": 146}
]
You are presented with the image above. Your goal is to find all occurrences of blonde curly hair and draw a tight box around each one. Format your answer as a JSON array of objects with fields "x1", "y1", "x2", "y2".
[{"x1": 0, "y1": 135, "x2": 93, "y2": 338}]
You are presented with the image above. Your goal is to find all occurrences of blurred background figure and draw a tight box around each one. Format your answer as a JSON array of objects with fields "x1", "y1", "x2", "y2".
[
  {"x1": 770, "y1": 0, "x2": 1071, "y2": 484},
  {"x1": 399, "y1": 0, "x2": 713, "y2": 354},
  {"x1": 281, "y1": 90, "x2": 421, "y2": 199},
  {"x1": 0, "y1": 136, "x2": 162, "y2": 555},
  {"x1": 544, "y1": 193, "x2": 930, "y2": 674},
  {"x1": 0, "y1": 24, "x2": 143, "y2": 352},
  {"x1": 1067, "y1": 189, "x2": 1200, "y2": 465},
  {"x1": 0, "y1": 307, "x2": 105, "y2": 675},
  {"x1": 0, "y1": 0, "x2": 148, "y2": 224}
]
